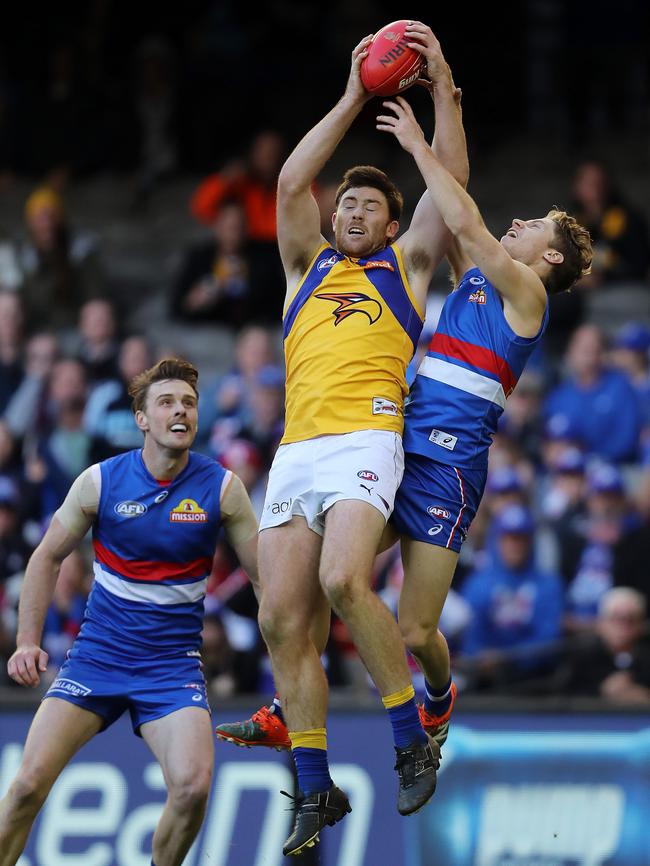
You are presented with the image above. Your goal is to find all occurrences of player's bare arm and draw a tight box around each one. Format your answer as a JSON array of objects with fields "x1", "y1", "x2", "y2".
[
  {"x1": 277, "y1": 35, "x2": 373, "y2": 294},
  {"x1": 395, "y1": 25, "x2": 468, "y2": 308},
  {"x1": 378, "y1": 96, "x2": 547, "y2": 335},
  {"x1": 220, "y1": 471, "x2": 260, "y2": 597},
  {"x1": 7, "y1": 467, "x2": 99, "y2": 687}
]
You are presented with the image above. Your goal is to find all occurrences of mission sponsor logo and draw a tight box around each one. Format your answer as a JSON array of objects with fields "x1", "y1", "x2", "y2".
[
  {"x1": 170, "y1": 498, "x2": 208, "y2": 523},
  {"x1": 114, "y1": 500, "x2": 147, "y2": 518}
]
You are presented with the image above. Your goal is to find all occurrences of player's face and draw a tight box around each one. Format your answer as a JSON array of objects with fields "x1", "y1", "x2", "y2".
[
  {"x1": 333, "y1": 187, "x2": 399, "y2": 257},
  {"x1": 138, "y1": 379, "x2": 198, "y2": 452},
  {"x1": 500, "y1": 216, "x2": 558, "y2": 265}
]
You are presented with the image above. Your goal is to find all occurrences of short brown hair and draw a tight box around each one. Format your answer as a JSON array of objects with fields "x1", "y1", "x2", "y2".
[
  {"x1": 128, "y1": 358, "x2": 199, "y2": 414},
  {"x1": 335, "y1": 166, "x2": 403, "y2": 222},
  {"x1": 544, "y1": 209, "x2": 593, "y2": 295}
]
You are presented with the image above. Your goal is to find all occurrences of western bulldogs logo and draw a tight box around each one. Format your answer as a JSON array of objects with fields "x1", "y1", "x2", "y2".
[
  {"x1": 316, "y1": 292, "x2": 382, "y2": 326},
  {"x1": 357, "y1": 470, "x2": 379, "y2": 482},
  {"x1": 468, "y1": 288, "x2": 487, "y2": 304},
  {"x1": 427, "y1": 505, "x2": 450, "y2": 519}
]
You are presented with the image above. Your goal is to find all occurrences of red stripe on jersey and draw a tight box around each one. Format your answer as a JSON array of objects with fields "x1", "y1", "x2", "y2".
[
  {"x1": 429, "y1": 333, "x2": 518, "y2": 397},
  {"x1": 93, "y1": 539, "x2": 212, "y2": 582}
]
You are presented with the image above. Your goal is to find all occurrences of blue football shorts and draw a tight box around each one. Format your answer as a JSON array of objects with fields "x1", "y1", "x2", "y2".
[
  {"x1": 44, "y1": 649, "x2": 211, "y2": 735},
  {"x1": 391, "y1": 453, "x2": 487, "y2": 552}
]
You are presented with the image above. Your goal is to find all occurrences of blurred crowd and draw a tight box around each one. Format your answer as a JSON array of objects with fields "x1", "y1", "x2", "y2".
[{"x1": 1, "y1": 32, "x2": 650, "y2": 706}]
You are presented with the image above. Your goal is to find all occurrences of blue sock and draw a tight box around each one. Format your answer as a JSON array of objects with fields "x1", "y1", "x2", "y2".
[
  {"x1": 424, "y1": 677, "x2": 453, "y2": 716},
  {"x1": 385, "y1": 697, "x2": 427, "y2": 748},
  {"x1": 271, "y1": 695, "x2": 285, "y2": 725},
  {"x1": 292, "y1": 747, "x2": 332, "y2": 796}
]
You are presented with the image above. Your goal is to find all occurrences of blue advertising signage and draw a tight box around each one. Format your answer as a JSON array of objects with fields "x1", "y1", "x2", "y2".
[{"x1": 1, "y1": 708, "x2": 649, "y2": 866}]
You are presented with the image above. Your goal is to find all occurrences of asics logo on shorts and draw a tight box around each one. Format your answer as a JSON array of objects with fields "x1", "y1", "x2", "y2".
[{"x1": 427, "y1": 524, "x2": 444, "y2": 536}]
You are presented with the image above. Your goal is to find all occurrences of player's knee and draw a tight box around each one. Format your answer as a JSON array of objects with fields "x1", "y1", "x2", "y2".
[
  {"x1": 258, "y1": 598, "x2": 303, "y2": 649},
  {"x1": 169, "y1": 769, "x2": 211, "y2": 815},
  {"x1": 320, "y1": 567, "x2": 360, "y2": 612},
  {"x1": 400, "y1": 620, "x2": 438, "y2": 658},
  {"x1": 7, "y1": 770, "x2": 48, "y2": 816}
]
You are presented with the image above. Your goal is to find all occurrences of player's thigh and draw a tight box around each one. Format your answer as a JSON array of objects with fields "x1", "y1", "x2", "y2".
[
  {"x1": 398, "y1": 537, "x2": 459, "y2": 630},
  {"x1": 141, "y1": 706, "x2": 214, "y2": 793},
  {"x1": 16, "y1": 697, "x2": 104, "y2": 792},
  {"x1": 258, "y1": 516, "x2": 325, "y2": 626},
  {"x1": 320, "y1": 498, "x2": 386, "y2": 586}
]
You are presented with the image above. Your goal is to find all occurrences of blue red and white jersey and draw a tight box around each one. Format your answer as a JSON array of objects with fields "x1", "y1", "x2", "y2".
[
  {"x1": 72, "y1": 450, "x2": 225, "y2": 660},
  {"x1": 403, "y1": 267, "x2": 548, "y2": 469}
]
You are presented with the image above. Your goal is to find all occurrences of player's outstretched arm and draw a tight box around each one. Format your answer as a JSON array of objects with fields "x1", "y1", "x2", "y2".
[
  {"x1": 378, "y1": 97, "x2": 545, "y2": 320},
  {"x1": 277, "y1": 35, "x2": 373, "y2": 286},
  {"x1": 220, "y1": 472, "x2": 260, "y2": 600},
  {"x1": 396, "y1": 24, "x2": 467, "y2": 303},
  {"x1": 7, "y1": 468, "x2": 98, "y2": 687}
]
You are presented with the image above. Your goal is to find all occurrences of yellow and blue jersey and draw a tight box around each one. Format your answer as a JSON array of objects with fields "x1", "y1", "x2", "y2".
[{"x1": 282, "y1": 242, "x2": 424, "y2": 443}]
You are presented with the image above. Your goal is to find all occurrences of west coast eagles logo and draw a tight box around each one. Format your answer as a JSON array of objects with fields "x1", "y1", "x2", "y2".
[
  {"x1": 170, "y1": 498, "x2": 208, "y2": 523},
  {"x1": 316, "y1": 292, "x2": 382, "y2": 326}
]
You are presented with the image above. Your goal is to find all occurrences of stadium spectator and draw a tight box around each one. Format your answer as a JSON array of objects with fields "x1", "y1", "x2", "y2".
[
  {"x1": 200, "y1": 324, "x2": 278, "y2": 450},
  {"x1": 40, "y1": 550, "x2": 90, "y2": 683},
  {"x1": 84, "y1": 335, "x2": 153, "y2": 462},
  {"x1": 460, "y1": 505, "x2": 564, "y2": 691},
  {"x1": 3, "y1": 332, "x2": 60, "y2": 439},
  {"x1": 190, "y1": 129, "x2": 285, "y2": 243},
  {"x1": 569, "y1": 159, "x2": 650, "y2": 286},
  {"x1": 0, "y1": 186, "x2": 104, "y2": 333},
  {"x1": 0, "y1": 292, "x2": 25, "y2": 413},
  {"x1": 544, "y1": 324, "x2": 641, "y2": 464},
  {"x1": 70, "y1": 299, "x2": 120, "y2": 386},
  {"x1": 0, "y1": 477, "x2": 32, "y2": 586},
  {"x1": 131, "y1": 36, "x2": 180, "y2": 202},
  {"x1": 171, "y1": 199, "x2": 281, "y2": 327},
  {"x1": 609, "y1": 322, "x2": 650, "y2": 437},
  {"x1": 557, "y1": 587, "x2": 650, "y2": 704},
  {"x1": 562, "y1": 464, "x2": 649, "y2": 629},
  {"x1": 232, "y1": 364, "x2": 285, "y2": 465},
  {"x1": 219, "y1": 438, "x2": 267, "y2": 518}
]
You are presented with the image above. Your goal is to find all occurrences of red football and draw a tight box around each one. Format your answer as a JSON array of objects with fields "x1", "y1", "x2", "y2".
[{"x1": 360, "y1": 20, "x2": 425, "y2": 97}]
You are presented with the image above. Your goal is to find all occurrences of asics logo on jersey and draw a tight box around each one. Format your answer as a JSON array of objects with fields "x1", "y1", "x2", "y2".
[
  {"x1": 114, "y1": 500, "x2": 147, "y2": 518},
  {"x1": 316, "y1": 292, "x2": 382, "y2": 326}
]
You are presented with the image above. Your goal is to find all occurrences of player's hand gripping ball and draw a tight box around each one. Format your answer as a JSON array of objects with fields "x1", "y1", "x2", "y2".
[{"x1": 360, "y1": 20, "x2": 426, "y2": 97}]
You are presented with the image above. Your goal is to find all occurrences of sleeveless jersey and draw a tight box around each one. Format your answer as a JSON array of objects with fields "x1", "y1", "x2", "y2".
[
  {"x1": 403, "y1": 267, "x2": 548, "y2": 470},
  {"x1": 72, "y1": 450, "x2": 225, "y2": 660},
  {"x1": 282, "y1": 243, "x2": 424, "y2": 443}
]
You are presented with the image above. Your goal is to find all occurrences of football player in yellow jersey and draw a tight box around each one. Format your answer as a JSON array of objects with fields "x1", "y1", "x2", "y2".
[{"x1": 218, "y1": 24, "x2": 468, "y2": 855}]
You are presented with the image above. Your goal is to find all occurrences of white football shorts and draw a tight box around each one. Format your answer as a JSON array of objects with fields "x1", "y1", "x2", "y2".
[{"x1": 259, "y1": 429, "x2": 404, "y2": 535}]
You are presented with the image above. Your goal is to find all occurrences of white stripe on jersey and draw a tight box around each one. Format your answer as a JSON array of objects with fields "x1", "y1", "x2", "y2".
[
  {"x1": 93, "y1": 562, "x2": 208, "y2": 605},
  {"x1": 418, "y1": 356, "x2": 506, "y2": 409}
]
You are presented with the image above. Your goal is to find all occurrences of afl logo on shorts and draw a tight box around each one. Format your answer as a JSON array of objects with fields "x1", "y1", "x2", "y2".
[
  {"x1": 357, "y1": 470, "x2": 379, "y2": 482},
  {"x1": 427, "y1": 505, "x2": 450, "y2": 519},
  {"x1": 114, "y1": 500, "x2": 147, "y2": 518}
]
